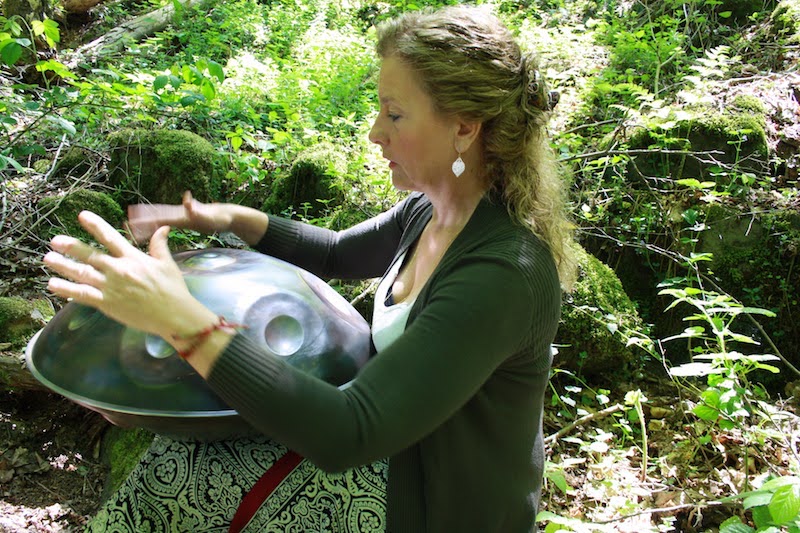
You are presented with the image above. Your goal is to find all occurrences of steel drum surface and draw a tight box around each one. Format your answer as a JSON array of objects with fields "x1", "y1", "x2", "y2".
[{"x1": 26, "y1": 249, "x2": 371, "y2": 440}]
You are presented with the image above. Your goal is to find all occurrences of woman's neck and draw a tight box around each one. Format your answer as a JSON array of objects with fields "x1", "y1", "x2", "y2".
[{"x1": 425, "y1": 177, "x2": 488, "y2": 233}]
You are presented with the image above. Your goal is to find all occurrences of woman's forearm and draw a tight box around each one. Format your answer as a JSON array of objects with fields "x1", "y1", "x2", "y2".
[{"x1": 227, "y1": 204, "x2": 270, "y2": 245}]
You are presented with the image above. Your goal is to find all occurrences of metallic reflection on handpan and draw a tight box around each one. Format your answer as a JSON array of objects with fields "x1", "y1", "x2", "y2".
[{"x1": 26, "y1": 249, "x2": 371, "y2": 440}]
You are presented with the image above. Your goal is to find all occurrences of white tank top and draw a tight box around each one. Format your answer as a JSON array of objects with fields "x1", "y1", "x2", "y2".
[{"x1": 372, "y1": 252, "x2": 416, "y2": 352}]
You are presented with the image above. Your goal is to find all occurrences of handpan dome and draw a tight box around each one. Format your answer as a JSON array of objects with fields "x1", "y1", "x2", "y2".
[{"x1": 26, "y1": 248, "x2": 371, "y2": 440}]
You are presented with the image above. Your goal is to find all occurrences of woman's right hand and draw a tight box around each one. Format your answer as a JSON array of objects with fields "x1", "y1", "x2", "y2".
[{"x1": 127, "y1": 191, "x2": 233, "y2": 243}]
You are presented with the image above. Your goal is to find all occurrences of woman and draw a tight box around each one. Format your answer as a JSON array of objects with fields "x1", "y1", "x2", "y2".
[{"x1": 45, "y1": 6, "x2": 576, "y2": 532}]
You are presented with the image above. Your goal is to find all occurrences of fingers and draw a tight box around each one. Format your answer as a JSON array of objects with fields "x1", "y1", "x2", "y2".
[
  {"x1": 49, "y1": 234, "x2": 115, "y2": 271},
  {"x1": 148, "y1": 225, "x2": 172, "y2": 260},
  {"x1": 47, "y1": 276, "x2": 104, "y2": 306},
  {"x1": 78, "y1": 211, "x2": 132, "y2": 258},
  {"x1": 43, "y1": 250, "x2": 107, "y2": 287}
]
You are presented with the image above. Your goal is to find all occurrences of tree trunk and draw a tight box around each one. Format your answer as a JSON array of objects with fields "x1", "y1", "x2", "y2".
[
  {"x1": 71, "y1": 0, "x2": 214, "y2": 62},
  {"x1": 62, "y1": 0, "x2": 104, "y2": 14}
]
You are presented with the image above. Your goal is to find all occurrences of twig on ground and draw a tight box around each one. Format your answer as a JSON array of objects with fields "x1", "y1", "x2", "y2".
[
  {"x1": 545, "y1": 403, "x2": 623, "y2": 445},
  {"x1": 591, "y1": 500, "x2": 728, "y2": 525}
]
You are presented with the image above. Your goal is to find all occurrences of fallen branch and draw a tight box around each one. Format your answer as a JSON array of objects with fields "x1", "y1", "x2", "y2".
[
  {"x1": 69, "y1": 0, "x2": 214, "y2": 64},
  {"x1": 544, "y1": 403, "x2": 623, "y2": 445},
  {"x1": 592, "y1": 500, "x2": 728, "y2": 525},
  {"x1": 0, "y1": 352, "x2": 47, "y2": 391},
  {"x1": 560, "y1": 148, "x2": 726, "y2": 164}
]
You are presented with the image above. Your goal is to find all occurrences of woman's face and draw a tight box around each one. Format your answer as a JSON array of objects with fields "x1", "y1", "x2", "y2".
[{"x1": 369, "y1": 56, "x2": 459, "y2": 193}]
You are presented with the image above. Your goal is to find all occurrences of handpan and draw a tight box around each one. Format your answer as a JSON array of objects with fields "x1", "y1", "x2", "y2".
[{"x1": 26, "y1": 248, "x2": 371, "y2": 440}]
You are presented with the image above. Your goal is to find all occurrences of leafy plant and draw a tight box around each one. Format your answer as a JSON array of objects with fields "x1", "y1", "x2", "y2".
[
  {"x1": 662, "y1": 281, "x2": 778, "y2": 431},
  {"x1": 0, "y1": 15, "x2": 59, "y2": 66},
  {"x1": 720, "y1": 476, "x2": 800, "y2": 533}
]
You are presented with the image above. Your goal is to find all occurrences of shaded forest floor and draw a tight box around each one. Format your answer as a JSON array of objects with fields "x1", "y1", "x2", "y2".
[
  {"x1": 0, "y1": 362, "x2": 798, "y2": 531},
  {"x1": 0, "y1": 389, "x2": 108, "y2": 532}
]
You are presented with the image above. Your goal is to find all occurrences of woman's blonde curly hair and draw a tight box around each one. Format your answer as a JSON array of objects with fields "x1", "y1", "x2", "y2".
[{"x1": 376, "y1": 5, "x2": 577, "y2": 290}]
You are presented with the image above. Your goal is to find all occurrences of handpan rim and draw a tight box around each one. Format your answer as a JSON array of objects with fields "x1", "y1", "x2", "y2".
[{"x1": 25, "y1": 330, "x2": 240, "y2": 419}]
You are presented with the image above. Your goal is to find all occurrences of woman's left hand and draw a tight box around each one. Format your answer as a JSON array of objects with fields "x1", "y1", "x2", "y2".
[{"x1": 44, "y1": 211, "x2": 208, "y2": 340}]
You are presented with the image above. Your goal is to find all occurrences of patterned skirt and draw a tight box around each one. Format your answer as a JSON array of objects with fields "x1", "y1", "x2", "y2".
[{"x1": 85, "y1": 434, "x2": 388, "y2": 533}]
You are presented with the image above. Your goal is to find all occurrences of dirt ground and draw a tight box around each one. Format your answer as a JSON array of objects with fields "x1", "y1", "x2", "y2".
[{"x1": 0, "y1": 389, "x2": 110, "y2": 532}]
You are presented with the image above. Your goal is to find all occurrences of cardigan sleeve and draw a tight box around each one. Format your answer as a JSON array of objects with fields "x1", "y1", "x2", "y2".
[
  {"x1": 206, "y1": 254, "x2": 553, "y2": 472},
  {"x1": 253, "y1": 193, "x2": 428, "y2": 280}
]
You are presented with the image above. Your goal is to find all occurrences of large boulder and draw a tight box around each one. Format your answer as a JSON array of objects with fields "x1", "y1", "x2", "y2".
[
  {"x1": 97, "y1": 426, "x2": 154, "y2": 500},
  {"x1": 262, "y1": 141, "x2": 347, "y2": 218},
  {"x1": 0, "y1": 297, "x2": 53, "y2": 349},
  {"x1": 108, "y1": 129, "x2": 219, "y2": 205},
  {"x1": 628, "y1": 100, "x2": 770, "y2": 182},
  {"x1": 555, "y1": 246, "x2": 648, "y2": 382},
  {"x1": 700, "y1": 205, "x2": 800, "y2": 377},
  {"x1": 37, "y1": 188, "x2": 124, "y2": 242}
]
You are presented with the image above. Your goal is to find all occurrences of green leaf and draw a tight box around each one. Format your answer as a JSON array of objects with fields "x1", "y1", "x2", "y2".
[
  {"x1": 179, "y1": 93, "x2": 205, "y2": 106},
  {"x1": 546, "y1": 469, "x2": 569, "y2": 494},
  {"x1": 200, "y1": 79, "x2": 216, "y2": 101},
  {"x1": 0, "y1": 40, "x2": 22, "y2": 65},
  {"x1": 688, "y1": 252, "x2": 714, "y2": 263},
  {"x1": 769, "y1": 484, "x2": 800, "y2": 524},
  {"x1": 36, "y1": 59, "x2": 74, "y2": 78},
  {"x1": 6, "y1": 19, "x2": 23, "y2": 35},
  {"x1": 536, "y1": 510, "x2": 582, "y2": 529},
  {"x1": 153, "y1": 75, "x2": 169, "y2": 91},
  {"x1": 739, "y1": 307, "x2": 777, "y2": 317},
  {"x1": 719, "y1": 516, "x2": 754, "y2": 533},
  {"x1": 0, "y1": 153, "x2": 24, "y2": 172},
  {"x1": 720, "y1": 11, "x2": 733, "y2": 18},
  {"x1": 43, "y1": 18, "x2": 60, "y2": 44},
  {"x1": 762, "y1": 477, "x2": 800, "y2": 491},
  {"x1": 207, "y1": 60, "x2": 224, "y2": 82},
  {"x1": 693, "y1": 404, "x2": 720, "y2": 421},
  {"x1": 668, "y1": 362, "x2": 718, "y2": 377},
  {"x1": 742, "y1": 492, "x2": 773, "y2": 509},
  {"x1": 752, "y1": 504, "x2": 773, "y2": 528},
  {"x1": 46, "y1": 115, "x2": 76, "y2": 135},
  {"x1": 31, "y1": 20, "x2": 44, "y2": 36},
  {"x1": 677, "y1": 178, "x2": 703, "y2": 188}
]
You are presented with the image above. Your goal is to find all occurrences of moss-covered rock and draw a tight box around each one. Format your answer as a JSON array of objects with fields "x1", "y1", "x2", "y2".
[
  {"x1": 98, "y1": 426, "x2": 154, "y2": 500},
  {"x1": 37, "y1": 189, "x2": 124, "y2": 242},
  {"x1": 555, "y1": 246, "x2": 648, "y2": 382},
  {"x1": 262, "y1": 142, "x2": 347, "y2": 218},
  {"x1": 108, "y1": 129, "x2": 219, "y2": 205},
  {"x1": 628, "y1": 105, "x2": 769, "y2": 182},
  {"x1": 53, "y1": 146, "x2": 95, "y2": 178},
  {"x1": 731, "y1": 94, "x2": 767, "y2": 115},
  {"x1": 3, "y1": 0, "x2": 46, "y2": 21},
  {"x1": 700, "y1": 205, "x2": 800, "y2": 379},
  {"x1": 772, "y1": 0, "x2": 800, "y2": 43},
  {"x1": 0, "y1": 297, "x2": 53, "y2": 348}
]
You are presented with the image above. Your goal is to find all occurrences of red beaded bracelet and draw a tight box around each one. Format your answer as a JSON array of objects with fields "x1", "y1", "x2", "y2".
[{"x1": 172, "y1": 316, "x2": 247, "y2": 360}]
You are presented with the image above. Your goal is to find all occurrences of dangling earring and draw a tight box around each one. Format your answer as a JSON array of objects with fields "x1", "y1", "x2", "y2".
[{"x1": 452, "y1": 150, "x2": 465, "y2": 178}]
